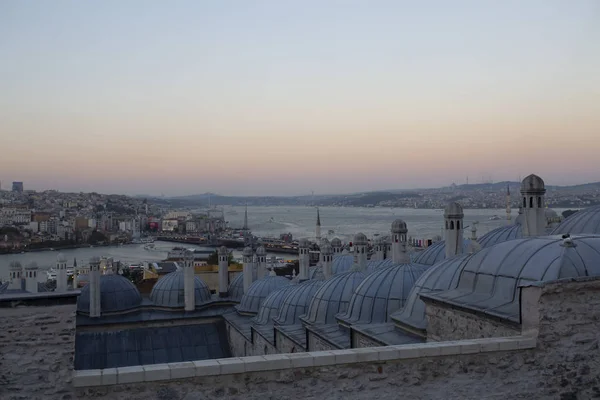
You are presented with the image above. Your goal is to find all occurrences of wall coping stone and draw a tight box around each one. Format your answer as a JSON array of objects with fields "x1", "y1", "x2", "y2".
[{"x1": 73, "y1": 335, "x2": 536, "y2": 387}]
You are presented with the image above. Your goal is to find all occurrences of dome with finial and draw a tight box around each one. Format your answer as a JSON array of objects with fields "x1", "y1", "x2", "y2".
[
  {"x1": 57, "y1": 253, "x2": 67, "y2": 263},
  {"x1": 353, "y1": 232, "x2": 368, "y2": 245},
  {"x1": 391, "y1": 219, "x2": 408, "y2": 233},
  {"x1": 444, "y1": 202, "x2": 464, "y2": 218},
  {"x1": 298, "y1": 238, "x2": 310, "y2": 248},
  {"x1": 77, "y1": 274, "x2": 143, "y2": 314},
  {"x1": 218, "y1": 246, "x2": 228, "y2": 255},
  {"x1": 236, "y1": 275, "x2": 291, "y2": 315},
  {"x1": 256, "y1": 246, "x2": 266, "y2": 256},
  {"x1": 321, "y1": 243, "x2": 332, "y2": 255},
  {"x1": 149, "y1": 271, "x2": 212, "y2": 308},
  {"x1": 521, "y1": 174, "x2": 545, "y2": 192},
  {"x1": 331, "y1": 237, "x2": 342, "y2": 247},
  {"x1": 242, "y1": 246, "x2": 253, "y2": 257}
]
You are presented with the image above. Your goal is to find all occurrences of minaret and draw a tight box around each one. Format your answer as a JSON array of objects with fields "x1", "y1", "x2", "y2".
[
  {"x1": 89, "y1": 257, "x2": 101, "y2": 317},
  {"x1": 243, "y1": 203, "x2": 249, "y2": 230},
  {"x1": 469, "y1": 222, "x2": 481, "y2": 254},
  {"x1": 444, "y1": 202, "x2": 464, "y2": 259},
  {"x1": 56, "y1": 253, "x2": 68, "y2": 292},
  {"x1": 315, "y1": 208, "x2": 321, "y2": 242},
  {"x1": 391, "y1": 219, "x2": 409, "y2": 263},
  {"x1": 353, "y1": 233, "x2": 368, "y2": 270},
  {"x1": 298, "y1": 238, "x2": 310, "y2": 281},
  {"x1": 373, "y1": 238, "x2": 385, "y2": 261},
  {"x1": 506, "y1": 184, "x2": 512, "y2": 223},
  {"x1": 8, "y1": 262, "x2": 23, "y2": 290},
  {"x1": 72, "y1": 258, "x2": 78, "y2": 289},
  {"x1": 218, "y1": 246, "x2": 229, "y2": 297},
  {"x1": 24, "y1": 263, "x2": 39, "y2": 293},
  {"x1": 242, "y1": 246, "x2": 254, "y2": 293},
  {"x1": 183, "y1": 249, "x2": 195, "y2": 311},
  {"x1": 321, "y1": 243, "x2": 333, "y2": 279},
  {"x1": 256, "y1": 246, "x2": 267, "y2": 280},
  {"x1": 521, "y1": 174, "x2": 546, "y2": 237}
]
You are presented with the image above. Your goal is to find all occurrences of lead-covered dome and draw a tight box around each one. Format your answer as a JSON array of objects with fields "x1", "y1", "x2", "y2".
[
  {"x1": 236, "y1": 275, "x2": 290, "y2": 315},
  {"x1": 479, "y1": 224, "x2": 523, "y2": 248},
  {"x1": 411, "y1": 239, "x2": 471, "y2": 266},
  {"x1": 273, "y1": 280, "x2": 323, "y2": 325},
  {"x1": 331, "y1": 254, "x2": 354, "y2": 275},
  {"x1": 331, "y1": 237, "x2": 342, "y2": 248},
  {"x1": 444, "y1": 202, "x2": 464, "y2": 217},
  {"x1": 353, "y1": 232, "x2": 368, "y2": 245},
  {"x1": 392, "y1": 219, "x2": 408, "y2": 233},
  {"x1": 228, "y1": 273, "x2": 244, "y2": 301},
  {"x1": 256, "y1": 246, "x2": 266, "y2": 256},
  {"x1": 57, "y1": 253, "x2": 67, "y2": 263},
  {"x1": 77, "y1": 274, "x2": 142, "y2": 314},
  {"x1": 521, "y1": 174, "x2": 545, "y2": 192},
  {"x1": 150, "y1": 271, "x2": 212, "y2": 308},
  {"x1": 337, "y1": 263, "x2": 428, "y2": 325},
  {"x1": 425, "y1": 235, "x2": 600, "y2": 322},
  {"x1": 252, "y1": 284, "x2": 298, "y2": 325},
  {"x1": 302, "y1": 270, "x2": 367, "y2": 325},
  {"x1": 551, "y1": 205, "x2": 600, "y2": 236}
]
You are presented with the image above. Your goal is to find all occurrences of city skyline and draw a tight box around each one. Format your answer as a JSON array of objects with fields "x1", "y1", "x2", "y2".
[{"x1": 1, "y1": 1, "x2": 599, "y2": 196}]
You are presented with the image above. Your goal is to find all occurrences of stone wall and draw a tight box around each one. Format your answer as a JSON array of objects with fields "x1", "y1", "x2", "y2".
[
  {"x1": 251, "y1": 329, "x2": 277, "y2": 356},
  {"x1": 424, "y1": 299, "x2": 520, "y2": 341},
  {"x1": 0, "y1": 305, "x2": 75, "y2": 400},
  {"x1": 226, "y1": 324, "x2": 249, "y2": 357},
  {"x1": 275, "y1": 329, "x2": 305, "y2": 353},
  {"x1": 352, "y1": 331, "x2": 385, "y2": 348},
  {"x1": 307, "y1": 331, "x2": 336, "y2": 351}
]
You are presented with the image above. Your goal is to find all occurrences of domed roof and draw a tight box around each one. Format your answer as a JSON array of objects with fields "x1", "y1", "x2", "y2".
[
  {"x1": 365, "y1": 258, "x2": 396, "y2": 273},
  {"x1": 9, "y1": 261, "x2": 22, "y2": 271},
  {"x1": 309, "y1": 266, "x2": 325, "y2": 280},
  {"x1": 332, "y1": 254, "x2": 354, "y2": 275},
  {"x1": 426, "y1": 235, "x2": 600, "y2": 322},
  {"x1": 479, "y1": 224, "x2": 523, "y2": 248},
  {"x1": 353, "y1": 232, "x2": 368, "y2": 245},
  {"x1": 57, "y1": 253, "x2": 67, "y2": 263},
  {"x1": 444, "y1": 202, "x2": 464, "y2": 217},
  {"x1": 337, "y1": 263, "x2": 428, "y2": 325},
  {"x1": 551, "y1": 205, "x2": 600, "y2": 236},
  {"x1": 303, "y1": 271, "x2": 367, "y2": 325},
  {"x1": 391, "y1": 219, "x2": 408, "y2": 233},
  {"x1": 236, "y1": 275, "x2": 291, "y2": 315},
  {"x1": 273, "y1": 280, "x2": 323, "y2": 325},
  {"x1": 242, "y1": 247, "x2": 253, "y2": 257},
  {"x1": 521, "y1": 174, "x2": 545, "y2": 192},
  {"x1": 411, "y1": 239, "x2": 471, "y2": 266},
  {"x1": 77, "y1": 274, "x2": 142, "y2": 314},
  {"x1": 391, "y1": 255, "x2": 470, "y2": 331},
  {"x1": 252, "y1": 285, "x2": 298, "y2": 325},
  {"x1": 228, "y1": 273, "x2": 245, "y2": 301},
  {"x1": 321, "y1": 243, "x2": 332, "y2": 254},
  {"x1": 256, "y1": 246, "x2": 266, "y2": 256},
  {"x1": 331, "y1": 237, "x2": 342, "y2": 247},
  {"x1": 298, "y1": 238, "x2": 310, "y2": 248},
  {"x1": 218, "y1": 246, "x2": 228, "y2": 255},
  {"x1": 150, "y1": 271, "x2": 212, "y2": 308}
]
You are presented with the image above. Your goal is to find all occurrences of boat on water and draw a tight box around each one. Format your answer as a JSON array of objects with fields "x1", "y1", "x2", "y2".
[
  {"x1": 489, "y1": 215, "x2": 501, "y2": 221},
  {"x1": 46, "y1": 268, "x2": 75, "y2": 280},
  {"x1": 144, "y1": 243, "x2": 155, "y2": 250}
]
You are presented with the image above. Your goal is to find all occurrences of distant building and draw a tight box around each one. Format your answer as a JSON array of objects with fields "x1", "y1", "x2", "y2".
[{"x1": 11, "y1": 181, "x2": 23, "y2": 192}]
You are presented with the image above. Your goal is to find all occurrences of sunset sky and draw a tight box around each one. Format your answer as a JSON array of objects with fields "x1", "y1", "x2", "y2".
[{"x1": 1, "y1": 1, "x2": 599, "y2": 196}]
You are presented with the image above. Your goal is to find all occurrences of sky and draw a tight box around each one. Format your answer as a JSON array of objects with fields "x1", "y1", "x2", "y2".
[{"x1": 1, "y1": 0, "x2": 599, "y2": 196}]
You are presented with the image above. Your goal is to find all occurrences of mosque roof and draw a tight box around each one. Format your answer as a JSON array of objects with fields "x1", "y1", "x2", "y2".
[
  {"x1": 337, "y1": 263, "x2": 428, "y2": 325},
  {"x1": 366, "y1": 258, "x2": 396, "y2": 273},
  {"x1": 252, "y1": 284, "x2": 298, "y2": 325},
  {"x1": 331, "y1": 254, "x2": 354, "y2": 275},
  {"x1": 424, "y1": 235, "x2": 600, "y2": 322},
  {"x1": 551, "y1": 205, "x2": 600, "y2": 236},
  {"x1": 77, "y1": 274, "x2": 142, "y2": 314},
  {"x1": 411, "y1": 239, "x2": 471, "y2": 266},
  {"x1": 302, "y1": 270, "x2": 367, "y2": 325},
  {"x1": 272, "y1": 280, "x2": 323, "y2": 326},
  {"x1": 149, "y1": 271, "x2": 212, "y2": 308},
  {"x1": 521, "y1": 174, "x2": 545, "y2": 192},
  {"x1": 228, "y1": 273, "x2": 245, "y2": 302},
  {"x1": 235, "y1": 275, "x2": 290, "y2": 315},
  {"x1": 479, "y1": 224, "x2": 523, "y2": 249},
  {"x1": 391, "y1": 219, "x2": 408, "y2": 233}
]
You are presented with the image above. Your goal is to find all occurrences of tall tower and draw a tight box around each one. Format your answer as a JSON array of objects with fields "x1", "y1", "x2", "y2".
[
  {"x1": 298, "y1": 238, "x2": 310, "y2": 281},
  {"x1": 373, "y1": 237, "x2": 385, "y2": 261},
  {"x1": 9, "y1": 262, "x2": 23, "y2": 290},
  {"x1": 315, "y1": 208, "x2": 321, "y2": 242},
  {"x1": 243, "y1": 203, "x2": 249, "y2": 231},
  {"x1": 24, "y1": 263, "x2": 39, "y2": 293},
  {"x1": 183, "y1": 249, "x2": 195, "y2": 311},
  {"x1": 321, "y1": 243, "x2": 333, "y2": 279},
  {"x1": 89, "y1": 257, "x2": 101, "y2": 317},
  {"x1": 506, "y1": 184, "x2": 512, "y2": 223},
  {"x1": 56, "y1": 253, "x2": 68, "y2": 292},
  {"x1": 72, "y1": 258, "x2": 79, "y2": 289},
  {"x1": 353, "y1": 233, "x2": 368, "y2": 270},
  {"x1": 391, "y1": 219, "x2": 409, "y2": 263},
  {"x1": 218, "y1": 246, "x2": 229, "y2": 297},
  {"x1": 242, "y1": 246, "x2": 254, "y2": 293},
  {"x1": 444, "y1": 202, "x2": 464, "y2": 259},
  {"x1": 256, "y1": 246, "x2": 267, "y2": 280},
  {"x1": 521, "y1": 174, "x2": 546, "y2": 237}
]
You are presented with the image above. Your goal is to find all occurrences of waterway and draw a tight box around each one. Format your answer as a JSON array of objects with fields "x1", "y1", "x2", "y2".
[{"x1": 0, "y1": 206, "x2": 566, "y2": 281}]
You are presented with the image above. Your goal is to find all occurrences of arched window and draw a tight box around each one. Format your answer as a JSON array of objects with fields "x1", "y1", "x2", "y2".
[
  {"x1": 538, "y1": 197, "x2": 542, "y2": 208},
  {"x1": 523, "y1": 197, "x2": 527, "y2": 208},
  {"x1": 450, "y1": 221, "x2": 454, "y2": 230},
  {"x1": 445, "y1": 221, "x2": 448, "y2": 230},
  {"x1": 291, "y1": 347, "x2": 296, "y2": 353},
  {"x1": 529, "y1": 197, "x2": 533, "y2": 208},
  {"x1": 456, "y1": 221, "x2": 460, "y2": 230}
]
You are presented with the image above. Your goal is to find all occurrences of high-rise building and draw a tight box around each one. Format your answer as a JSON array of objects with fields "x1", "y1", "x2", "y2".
[{"x1": 12, "y1": 181, "x2": 23, "y2": 192}]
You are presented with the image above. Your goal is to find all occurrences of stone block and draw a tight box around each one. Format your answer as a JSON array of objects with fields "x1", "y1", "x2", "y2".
[
  {"x1": 496, "y1": 337, "x2": 521, "y2": 351},
  {"x1": 459, "y1": 341, "x2": 481, "y2": 354},
  {"x1": 309, "y1": 351, "x2": 336, "y2": 367},
  {"x1": 117, "y1": 366, "x2": 145, "y2": 384},
  {"x1": 262, "y1": 354, "x2": 292, "y2": 370},
  {"x1": 73, "y1": 369, "x2": 102, "y2": 387},
  {"x1": 169, "y1": 362, "x2": 195, "y2": 379},
  {"x1": 330, "y1": 349, "x2": 358, "y2": 364},
  {"x1": 417, "y1": 343, "x2": 442, "y2": 357},
  {"x1": 479, "y1": 339, "x2": 501, "y2": 352},
  {"x1": 193, "y1": 359, "x2": 221, "y2": 377},
  {"x1": 143, "y1": 364, "x2": 171, "y2": 382},
  {"x1": 435, "y1": 341, "x2": 462, "y2": 356},
  {"x1": 217, "y1": 357, "x2": 246, "y2": 375},
  {"x1": 287, "y1": 352, "x2": 314, "y2": 368},
  {"x1": 517, "y1": 336, "x2": 537, "y2": 349},
  {"x1": 351, "y1": 348, "x2": 380, "y2": 362},
  {"x1": 393, "y1": 344, "x2": 421, "y2": 359},
  {"x1": 101, "y1": 368, "x2": 117, "y2": 385},
  {"x1": 243, "y1": 356, "x2": 268, "y2": 372},
  {"x1": 376, "y1": 346, "x2": 401, "y2": 361}
]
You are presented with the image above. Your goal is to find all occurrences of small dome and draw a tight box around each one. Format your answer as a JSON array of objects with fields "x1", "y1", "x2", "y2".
[
  {"x1": 321, "y1": 243, "x2": 332, "y2": 255},
  {"x1": 228, "y1": 273, "x2": 245, "y2": 301},
  {"x1": 298, "y1": 238, "x2": 310, "y2": 248},
  {"x1": 89, "y1": 256, "x2": 101, "y2": 265},
  {"x1": 391, "y1": 219, "x2": 408, "y2": 233},
  {"x1": 242, "y1": 247, "x2": 253, "y2": 257},
  {"x1": 273, "y1": 280, "x2": 323, "y2": 325},
  {"x1": 331, "y1": 238, "x2": 342, "y2": 247},
  {"x1": 353, "y1": 232, "x2": 368, "y2": 245},
  {"x1": 77, "y1": 274, "x2": 142, "y2": 314},
  {"x1": 236, "y1": 275, "x2": 290, "y2": 315},
  {"x1": 444, "y1": 202, "x2": 464, "y2": 217},
  {"x1": 150, "y1": 271, "x2": 212, "y2": 308},
  {"x1": 252, "y1": 285, "x2": 298, "y2": 325},
  {"x1": 309, "y1": 266, "x2": 325, "y2": 280},
  {"x1": 411, "y1": 239, "x2": 471, "y2": 266},
  {"x1": 521, "y1": 174, "x2": 545, "y2": 192},
  {"x1": 303, "y1": 270, "x2": 367, "y2": 325},
  {"x1": 9, "y1": 261, "x2": 22, "y2": 271},
  {"x1": 552, "y1": 205, "x2": 600, "y2": 236},
  {"x1": 332, "y1": 254, "x2": 355, "y2": 275},
  {"x1": 218, "y1": 246, "x2": 228, "y2": 255},
  {"x1": 365, "y1": 258, "x2": 396, "y2": 273},
  {"x1": 337, "y1": 263, "x2": 427, "y2": 324},
  {"x1": 183, "y1": 249, "x2": 194, "y2": 262},
  {"x1": 57, "y1": 253, "x2": 67, "y2": 263},
  {"x1": 25, "y1": 262, "x2": 39, "y2": 270},
  {"x1": 479, "y1": 224, "x2": 523, "y2": 248},
  {"x1": 256, "y1": 246, "x2": 266, "y2": 256}
]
